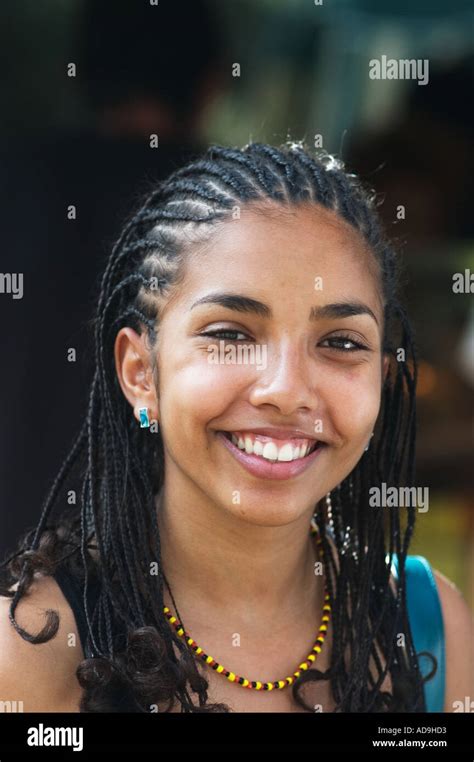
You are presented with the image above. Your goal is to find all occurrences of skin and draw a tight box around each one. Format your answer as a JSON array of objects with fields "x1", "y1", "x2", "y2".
[{"x1": 0, "y1": 202, "x2": 472, "y2": 712}]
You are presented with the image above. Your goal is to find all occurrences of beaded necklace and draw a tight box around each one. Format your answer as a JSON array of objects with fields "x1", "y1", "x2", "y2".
[{"x1": 162, "y1": 520, "x2": 331, "y2": 691}]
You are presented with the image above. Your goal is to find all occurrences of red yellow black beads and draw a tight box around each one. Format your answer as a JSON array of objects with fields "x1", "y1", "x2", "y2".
[{"x1": 163, "y1": 522, "x2": 331, "y2": 691}]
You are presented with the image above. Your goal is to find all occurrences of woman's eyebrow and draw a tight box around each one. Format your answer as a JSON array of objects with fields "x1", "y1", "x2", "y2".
[
  {"x1": 190, "y1": 292, "x2": 379, "y2": 326},
  {"x1": 191, "y1": 292, "x2": 271, "y2": 318},
  {"x1": 311, "y1": 301, "x2": 379, "y2": 326}
]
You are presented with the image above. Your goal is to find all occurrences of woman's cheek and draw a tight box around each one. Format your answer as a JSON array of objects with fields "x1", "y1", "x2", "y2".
[
  {"x1": 165, "y1": 358, "x2": 253, "y2": 421},
  {"x1": 323, "y1": 365, "x2": 382, "y2": 441}
]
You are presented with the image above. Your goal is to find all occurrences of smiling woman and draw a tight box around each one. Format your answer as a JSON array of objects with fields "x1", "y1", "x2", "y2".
[{"x1": 0, "y1": 141, "x2": 471, "y2": 714}]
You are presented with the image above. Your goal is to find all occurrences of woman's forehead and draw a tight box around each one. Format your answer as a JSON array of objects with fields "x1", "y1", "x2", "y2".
[{"x1": 173, "y1": 203, "x2": 383, "y2": 314}]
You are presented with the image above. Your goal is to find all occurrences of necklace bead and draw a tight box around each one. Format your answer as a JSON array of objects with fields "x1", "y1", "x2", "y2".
[{"x1": 163, "y1": 521, "x2": 331, "y2": 691}]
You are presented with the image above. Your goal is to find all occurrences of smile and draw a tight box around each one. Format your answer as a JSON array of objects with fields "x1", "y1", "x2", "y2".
[{"x1": 216, "y1": 430, "x2": 325, "y2": 481}]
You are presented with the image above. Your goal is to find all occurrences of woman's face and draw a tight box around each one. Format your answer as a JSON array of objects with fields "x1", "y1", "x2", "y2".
[{"x1": 118, "y1": 201, "x2": 388, "y2": 527}]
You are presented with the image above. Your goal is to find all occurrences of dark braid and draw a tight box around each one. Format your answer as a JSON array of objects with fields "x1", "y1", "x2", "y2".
[{"x1": 1, "y1": 140, "x2": 426, "y2": 712}]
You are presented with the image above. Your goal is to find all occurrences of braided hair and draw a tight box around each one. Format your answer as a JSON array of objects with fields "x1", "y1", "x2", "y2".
[{"x1": 0, "y1": 140, "x2": 426, "y2": 712}]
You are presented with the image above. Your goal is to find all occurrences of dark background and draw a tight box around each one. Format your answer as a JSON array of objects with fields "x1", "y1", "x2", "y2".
[{"x1": 0, "y1": 0, "x2": 472, "y2": 608}]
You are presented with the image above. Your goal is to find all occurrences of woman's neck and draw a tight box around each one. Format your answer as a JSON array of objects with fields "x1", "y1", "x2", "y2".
[{"x1": 155, "y1": 487, "x2": 325, "y2": 632}]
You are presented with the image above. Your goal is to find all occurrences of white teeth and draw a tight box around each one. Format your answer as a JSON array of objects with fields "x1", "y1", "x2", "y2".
[
  {"x1": 277, "y1": 443, "x2": 294, "y2": 462},
  {"x1": 226, "y1": 433, "x2": 317, "y2": 462},
  {"x1": 262, "y1": 441, "x2": 278, "y2": 461}
]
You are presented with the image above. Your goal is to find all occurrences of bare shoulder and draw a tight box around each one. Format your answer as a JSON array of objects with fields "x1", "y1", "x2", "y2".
[
  {"x1": 0, "y1": 574, "x2": 84, "y2": 712},
  {"x1": 433, "y1": 569, "x2": 474, "y2": 712}
]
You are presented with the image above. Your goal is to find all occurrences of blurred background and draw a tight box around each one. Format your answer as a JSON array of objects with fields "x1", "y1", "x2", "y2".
[{"x1": 0, "y1": 0, "x2": 472, "y2": 610}]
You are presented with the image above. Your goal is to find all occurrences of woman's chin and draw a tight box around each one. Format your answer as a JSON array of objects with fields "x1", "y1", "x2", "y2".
[{"x1": 217, "y1": 495, "x2": 314, "y2": 528}]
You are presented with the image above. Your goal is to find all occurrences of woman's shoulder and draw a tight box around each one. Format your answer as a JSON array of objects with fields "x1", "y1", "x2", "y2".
[
  {"x1": 0, "y1": 573, "x2": 84, "y2": 711},
  {"x1": 431, "y1": 568, "x2": 473, "y2": 712}
]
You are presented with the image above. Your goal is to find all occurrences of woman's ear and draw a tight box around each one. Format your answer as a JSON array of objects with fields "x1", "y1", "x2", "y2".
[
  {"x1": 114, "y1": 327, "x2": 159, "y2": 424},
  {"x1": 382, "y1": 353, "x2": 390, "y2": 383}
]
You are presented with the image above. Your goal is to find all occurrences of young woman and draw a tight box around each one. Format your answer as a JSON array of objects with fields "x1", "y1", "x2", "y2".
[{"x1": 0, "y1": 141, "x2": 471, "y2": 713}]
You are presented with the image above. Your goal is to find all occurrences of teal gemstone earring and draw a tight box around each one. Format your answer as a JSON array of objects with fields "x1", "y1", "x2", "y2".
[{"x1": 138, "y1": 407, "x2": 150, "y2": 428}]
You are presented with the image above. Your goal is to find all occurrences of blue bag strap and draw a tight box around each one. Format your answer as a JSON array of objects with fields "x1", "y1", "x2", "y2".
[{"x1": 391, "y1": 555, "x2": 446, "y2": 712}]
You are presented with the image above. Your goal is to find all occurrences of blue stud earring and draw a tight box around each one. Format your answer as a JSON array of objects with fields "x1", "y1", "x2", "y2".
[{"x1": 138, "y1": 407, "x2": 150, "y2": 428}]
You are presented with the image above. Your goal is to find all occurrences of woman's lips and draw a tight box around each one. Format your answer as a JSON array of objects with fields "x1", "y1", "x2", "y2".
[{"x1": 216, "y1": 431, "x2": 325, "y2": 481}]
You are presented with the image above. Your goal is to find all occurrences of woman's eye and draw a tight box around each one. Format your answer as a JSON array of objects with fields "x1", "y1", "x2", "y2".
[
  {"x1": 200, "y1": 329, "x2": 252, "y2": 341},
  {"x1": 199, "y1": 331, "x2": 368, "y2": 351},
  {"x1": 320, "y1": 336, "x2": 368, "y2": 352}
]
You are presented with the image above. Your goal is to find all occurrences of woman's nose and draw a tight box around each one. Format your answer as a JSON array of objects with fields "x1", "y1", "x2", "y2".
[{"x1": 248, "y1": 340, "x2": 318, "y2": 415}]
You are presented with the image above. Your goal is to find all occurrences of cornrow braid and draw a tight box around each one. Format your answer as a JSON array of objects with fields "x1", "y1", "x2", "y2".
[{"x1": 1, "y1": 139, "x2": 425, "y2": 713}]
